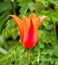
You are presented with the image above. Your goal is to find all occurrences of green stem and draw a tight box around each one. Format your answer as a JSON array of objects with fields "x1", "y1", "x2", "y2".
[{"x1": 27, "y1": 49, "x2": 30, "y2": 65}]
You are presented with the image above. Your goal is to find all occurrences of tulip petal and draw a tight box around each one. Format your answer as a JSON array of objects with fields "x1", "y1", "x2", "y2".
[
  {"x1": 28, "y1": 13, "x2": 36, "y2": 20},
  {"x1": 36, "y1": 17, "x2": 41, "y2": 28},
  {"x1": 22, "y1": 16, "x2": 30, "y2": 36},
  {"x1": 36, "y1": 16, "x2": 46, "y2": 28},
  {"x1": 23, "y1": 20, "x2": 34, "y2": 48},
  {"x1": 9, "y1": 15, "x2": 24, "y2": 40},
  {"x1": 40, "y1": 16, "x2": 47, "y2": 22},
  {"x1": 33, "y1": 31, "x2": 40, "y2": 47}
]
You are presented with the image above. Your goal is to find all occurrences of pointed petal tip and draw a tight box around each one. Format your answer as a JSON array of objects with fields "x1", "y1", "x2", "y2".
[
  {"x1": 30, "y1": 13, "x2": 35, "y2": 16},
  {"x1": 42, "y1": 16, "x2": 47, "y2": 18},
  {"x1": 9, "y1": 14, "x2": 15, "y2": 17},
  {"x1": 22, "y1": 15, "x2": 26, "y2": 19},
  {"x1": 9, "y1": 15, "x2": 14, "y2": 19},
  {"x1": 29, "y1": 13, "x2": 36, "y2": 20},
  {"x1": 40, "y1": 16, "x2": 47, "y2": 22},
  {"x1": 8, "y1": 14, "x2": 12, "y2": 16}
]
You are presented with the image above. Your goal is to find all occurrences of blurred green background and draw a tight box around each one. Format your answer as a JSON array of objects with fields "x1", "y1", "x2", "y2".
[{"x1": 0, "y1": 0, "x2": 58, "y2": 65}]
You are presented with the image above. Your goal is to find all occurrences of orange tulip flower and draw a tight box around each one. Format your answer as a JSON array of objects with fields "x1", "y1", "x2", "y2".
[{"x1": 9, "y1": 13, "x2": 46, "y2": 48}]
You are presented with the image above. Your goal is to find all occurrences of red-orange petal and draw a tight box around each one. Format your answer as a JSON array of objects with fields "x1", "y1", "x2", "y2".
[
  {"x1": 9, "y1": 15, "x2": 24, "y2": 40},
  {"x1": 22, "y1": 16, "x2": 30, "y2": 38},
  {"x1": 33, "y1": 31, "x2": 40, "y2": 47},
  {"x1": 22, "y1": 19, "x2": 39, "y2": 48},
  {"x1": 36, "y1": 16, "x2": 47, "y2": 28},
  {"x1": 36, "y1": 16, "x2": 41, "y2": 28},
  {"x1": 23, "y1": 20, "x2": 34, "y2": 48}
]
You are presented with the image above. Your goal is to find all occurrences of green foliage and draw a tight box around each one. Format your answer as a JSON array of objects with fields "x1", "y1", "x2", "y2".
[{"x1": 0, "y1": 0, "x2": 58, "y2": 65}]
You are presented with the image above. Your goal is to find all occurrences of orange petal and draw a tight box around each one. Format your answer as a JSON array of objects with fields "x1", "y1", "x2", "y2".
[
  {"x1": 28, "y1": 13, "x2": 36, "y2": 20},
  {"x1": 22, "y1": 16, "x2": 30, "y2": 36},
  {"x1": 22, "y1": 19, "x2": 39, "y2": 48},
  {"x1": 36, "y1": 16, "x2": 41, "y2": 28},
  {"x1": 36, "y1": 16, "x2": 47, "y2": 28},
  {"x1": 31, "y1": 17, "x2": 40, "y2": 30},
  {"x1": 33, "y1": 31, "x2": 40, "y2": 47},
  {"x1": 9, "y1": 15, "x2": 24, "y2": 40},
  {"x1": 23, "y1": 20, "x2": 34, "y2": 48},
  {"x1": 34, "y1": 16, "x2": 46, "y2": 29}
]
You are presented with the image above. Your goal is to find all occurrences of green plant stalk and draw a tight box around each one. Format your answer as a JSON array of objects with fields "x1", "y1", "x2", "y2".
[{"x1": 27, "y1": 49, "x2": 30, "y2": 65}]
